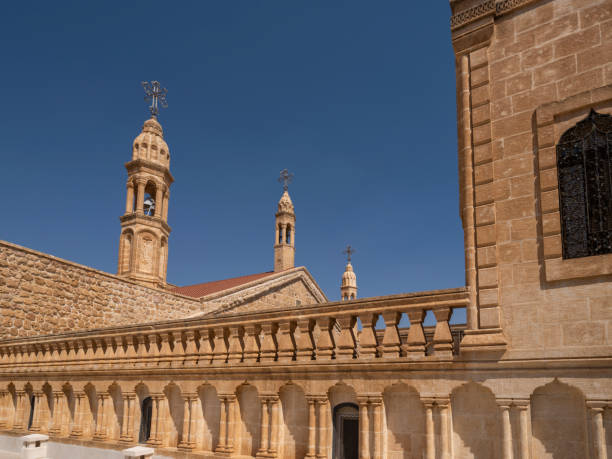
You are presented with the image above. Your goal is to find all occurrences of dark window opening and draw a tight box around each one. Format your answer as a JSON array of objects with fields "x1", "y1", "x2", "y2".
[
  {"x1": 333, "y1": 403, "x2": 359, "y2": 459},
  {"x1": 286, "y1": 225, "x2": 292, "y2": 244},
  {"x1": 138, "y1": 397, "x2": 153, "y2": 443},
  {"x1": 557, "y1": 109, "x2": 612, "y2": 259},
  {"x1": 27, "y1": 395, "x2": 35, "y2": 430}
]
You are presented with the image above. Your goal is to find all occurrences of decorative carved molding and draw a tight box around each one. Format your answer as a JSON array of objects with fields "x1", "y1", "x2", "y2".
[{"x1": 451, "y1": 0, "x2": 539, "y2": 30}]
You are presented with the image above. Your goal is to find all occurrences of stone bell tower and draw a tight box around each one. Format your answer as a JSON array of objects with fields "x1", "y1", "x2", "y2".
[
  {"x1": 274, "y1": 169, "x2": 296, "y2": 272},
  {"x1": 117, "y1": 81, "x2": 173, "y2": 288},
  {"x1": 340, "y1": 245, "x2": 357, "y2": 301}
]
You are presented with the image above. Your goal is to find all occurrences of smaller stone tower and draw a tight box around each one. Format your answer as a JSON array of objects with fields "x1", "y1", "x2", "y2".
[
  {"x1": 117, "y1": 81, "x2": 173, "y2": 289},
  {"x1": 274, "y1": 169, "x2": 296, "y2": 272},
  {"x1": 341, "y1": 245, "x2": 357, "y2": 301}
]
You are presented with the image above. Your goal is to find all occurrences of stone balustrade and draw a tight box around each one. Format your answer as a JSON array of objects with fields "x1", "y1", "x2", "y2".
[{"x1": 0, "y1": 289, "x2": 469, "y2": 373}]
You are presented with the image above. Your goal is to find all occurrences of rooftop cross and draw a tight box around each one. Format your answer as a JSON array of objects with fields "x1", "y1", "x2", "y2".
[
  {"x1": 141, "y1": 80, "x2": 168, "y2": 118},
  {"x1": 343, "y1": 245, "x2": 355, "y2": 263},
  {"x1": 278, "y1": 169, "x2": 294, "y2": 192}
]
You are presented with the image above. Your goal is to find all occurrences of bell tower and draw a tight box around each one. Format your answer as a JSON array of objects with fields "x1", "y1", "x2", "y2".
[
  {"x1": 117, "y1": 81, "x2": 173, "y2": 288},
  {"x1": 340, "y1": 245, "x2": 357, "y2": 301},
  {"x1": 274, "y1": 169, "x2": 296, "y2": 272}
]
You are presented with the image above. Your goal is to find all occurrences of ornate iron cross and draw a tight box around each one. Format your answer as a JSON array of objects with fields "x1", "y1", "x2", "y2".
[
  {"x1": 278, "y1": 169, "x2": 294, "y2": 192},
  {"x1": 343, "y1": 245, "x2": 355, "y2": 263},
  {"x1": 141, "y1": 80, "x2": 168, "y2": 117}
]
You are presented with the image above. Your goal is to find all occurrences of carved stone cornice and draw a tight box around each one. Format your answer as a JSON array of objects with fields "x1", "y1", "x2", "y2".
[{"x1": 450, "y1": 0, "x2": 541, "y2": 31}]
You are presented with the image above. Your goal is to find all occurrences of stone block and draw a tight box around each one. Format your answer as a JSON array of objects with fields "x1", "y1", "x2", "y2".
[
  {"x1": 474, "y1": 142, "x2": 493, "y2": 165},
  {"x1": 475, "y1": 204, "x2": 496, "y2": 226},
  {"x1": 478, "y1": 287, "x2": 498, "y2": 307},
  {"x1": 515, "y1": 2, "x2": 554, "y2": 33},
  {"x1": 557, "y1": 68, "x2": 604, "y2": 100},
  {"x1": 580, "y1": 2, "x2": 612, "y2": 28},
  {"x1": 511, "y1": 218, "x2": 537, "y2": 240},
  {"x1": 498, "y1": 242, "x2": 522, "y2": 263},
  {"x1": 491, "y1": 55, "x2": 521, "y2": 80},
  {"x1": 562, "y1": 322, "x2": 605, "y2": 346},
  {"x1": 522, "y1": 44, "x2": 554, "y2": 68},
  {"x1": 512, "y1": 83, "x2": 557, "y2": 113},
  {"x1": 479, "y1": 306, "x2": 501, "y2": 328},
  {"x1": 474, "y1": 162, "x2": 493, "y2": 185},
  {"x1": 540, "y1": 189, "x2": 559, "y2": 213},
  {"x1": 496, "y1": 196, "x2": 534, "y2": 221},
  {"x1": 539, "y1": 167, "x2": 558, "y2": 191},
  {"x1": 534, "y1": 55, "x2": 577, "y2": 86},
  {"x1": 476, "y1": 224, "x2": 496, "y2": 247},
  {"x1": 590, "y1": 297, "x2": 612, "y2": 320},
  {"x1": 478, "y1": 267, "x2": 498, "y2": 288},
  {"x1": 543, "y1": 235, "x2": 562, "y2": 258},
  {"x1": 492, "y1": 111, "x2": 533, "y2": 138},
  {"x1": 542, "y1": 212, "x2": 561, "y2": 236},
  {"x1": 553, "y1": 25, "x2": 601, "y2": 59},
  {"x1": 506, "y1": 72, "x2": 533, "y2": 95}
]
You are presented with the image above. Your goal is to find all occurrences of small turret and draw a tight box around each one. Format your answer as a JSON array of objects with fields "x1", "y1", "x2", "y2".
[{"x1": 341, "y1": 245, "x2": 357, "y2": 301}]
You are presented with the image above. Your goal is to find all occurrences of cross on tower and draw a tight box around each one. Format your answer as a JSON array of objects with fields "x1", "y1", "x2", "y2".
[
  {"x1": 141, "y1": 80, "x2": 168, "y2": 117},
  {"x1": 343, "y1": 245, "x2": 355, "y2": 263},
  {"x1": 278, "y1": 169, "x2": 294, "y2": 192}
]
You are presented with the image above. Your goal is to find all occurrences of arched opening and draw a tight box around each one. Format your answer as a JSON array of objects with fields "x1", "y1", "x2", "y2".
[
  {"x1": 279, "y1": 384, "x2": 308, "y2": 459},
  {"x1": 143, "y1": 182, "x2": 157, "y2": 217},
  {"x1": 27, "y1": 394, "x2": 35, "y2": 430},
  {"x1": 557, "y1": 109, "x2": 612, "y2": 259},
  {"x1": 278, "y1": 224, "x2": 283, "y2": 244},
  {"x1": 139, "y1": 397, "x2": 153, "y2": 443},
  {"x1": 332, "y1": 403, "x2": 358, "y2": 459},
  {"x1": 286, "y1": 225, "x2": 292, "y2": 244}
]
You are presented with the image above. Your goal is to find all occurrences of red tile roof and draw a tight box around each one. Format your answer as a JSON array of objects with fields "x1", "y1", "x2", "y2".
[{"x1": 171, "y1": 271, "x2": 275, "y2": 298}]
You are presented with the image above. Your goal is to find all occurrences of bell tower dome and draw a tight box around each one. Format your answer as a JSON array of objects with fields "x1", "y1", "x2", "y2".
[
  {"x1": 274, "y1": 169, "x2": 296, "y2": 272},
  {"x1": 117, "y1": 81, "x2": 173, "y2": 288}
]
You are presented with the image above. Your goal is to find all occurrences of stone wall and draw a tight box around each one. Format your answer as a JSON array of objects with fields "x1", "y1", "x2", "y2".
[
  {"x1": 452, "y1": 0, "x2": 612, "y2": 357},
  {"x1": 0, "y1": 241, "x2": 202, "y2": 338}
]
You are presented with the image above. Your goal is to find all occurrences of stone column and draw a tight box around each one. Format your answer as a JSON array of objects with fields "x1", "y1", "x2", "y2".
[
  {"x1": 0, "y1": 391, "x2": 6, "y2": 429},
  {"x1": 257, "y1": 397, "x2": 270, "y2": 457},
  {"x1": 216, "y1": 396, "x2": 227, "y2": 453},
  {"x1": 12, "y1": 391, "x2": 23, "y2": 431},
  {"x1": 178, "y1": 394, "x2": 197, "y2": 450},
  {"x1": 588, "y1": 402, "x2": 608, "y2": 459},
  {"x1": 316, "y1": 399, "x2": 327, "y2": 459},
  {"x1": 269, "y1": 396, "x2": 280, "y2": 457},
  {"x1": 70, "y1": 392, "x2": 85, "y2": 437},
  {"x1": 154, "y1": 185, "x2": 163, "y2": 219},
  {"x1": 358, "y1": 397, "x2": 370, "y2": 459},
  {"x1": 136, "y1": 179, "x2": 146, "y2": 214},
  {"x1": 371, "y1": 398, "x2": 382, "y2": 459},
  {"x1": 306, "y1": 397, "x2": 317, "y2": 458},
  {"x1": 93, "y1": 392, "x2": 109, "y2": 440},
  {"x1": 280, "y1": 224, "x2": 287, "y2": 245},
  {"x1": 48, "y1": 391, "x2": 64, "y2": 435},
  {"x1": 120, "y1": 392, "x2": 136, "y2": 443},
  {"x1": 423, "y1": 400, "x2": 435, "y2": 459},
  {"x1": 515, "y1": 401, "x2": 530, "y2": 459},
  {"x1": 226, "y1": 395, "x2": 236, "y2": 454},
  {"x1": 162, "y1": 190, "x2": 169, "y2": 221},
  {"x1": 497, "y1": 401, "x2": 513, "y2": 459},
  {"x1": 437, "y1": 398, "x2": 451, "y2": 459},
  {"x1": 125, "y1": 181, "x2": 134, "y2": 214}
]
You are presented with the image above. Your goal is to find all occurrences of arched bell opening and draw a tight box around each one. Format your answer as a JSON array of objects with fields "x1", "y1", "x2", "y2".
[
  {"x1": 143, "y1": 182, "x2": 158, "y2": 217},
  {"x1": 138, "y1": 396, "x2": 153, "y2": 443},
  {"x1": 332, "y1": 403, "x2": 359, "y2": 459}
]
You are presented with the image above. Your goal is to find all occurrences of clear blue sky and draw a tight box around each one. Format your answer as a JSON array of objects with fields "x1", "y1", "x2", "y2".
[{"x1": 0, "y1": 1, "x2": 464, "y2": 302}]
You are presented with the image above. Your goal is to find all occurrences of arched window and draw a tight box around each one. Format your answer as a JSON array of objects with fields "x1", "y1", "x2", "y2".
[
  {"x1": 557, "y1": 109, "x2": 612, "y2": 259},
  {"x1": 138, "y1": 397, "x2": 153, "y2": 443},
  {"x1": 286, "y1": 224, "x2": 292, "y2": 244},
  {"x1": 278, "y1": 224, "x2": 283, "y2": 244}
]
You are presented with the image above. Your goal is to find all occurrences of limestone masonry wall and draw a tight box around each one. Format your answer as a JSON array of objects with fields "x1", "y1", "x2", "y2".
[
  {"x1": 455, "y1": 0, "x2": 612, "y2": 356},
  {"x1": 0, "y1": 241, "x2": 202, "y2": 338}
]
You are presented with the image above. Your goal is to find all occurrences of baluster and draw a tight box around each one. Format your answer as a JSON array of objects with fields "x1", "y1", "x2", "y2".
[
  {"x1": 135, "y1": 334, "x2": 147, "y2": 366},
  {"x1": 93, "y1": 338, "x2": 105, "y2": 361},
  {"x1": 197, "y1": 329, "x2": 213, "y2": 365},
  {"x1": 147, "y1": 334, "x2": 159, "y2": 367},
  {"x1": 406, "y1": 309, "x2": 427, "y2": 358},
  {"x1": 158, "y1": 332, "x2": 173, "y2": 367},
  {"x1": 84, "y1": 339, "x2": 95, "y2": 360},
  {"x1": 125, "y1": 335, "x2": 137, "y2": 363},
  {"x1": 381, "y1": 311, "x2": 401, "y2": 358},
  {"x1": 227, "y1": 326, "x2": 243, "y2": 364},
  {"x1": 315, "y1": 317, "x2": 334, "y2": 360},
  {"x1": 212, "y1": 327, "x2": 228, "y2": 364},
  {"x1": 243, "y1": 325, "x2": 260, "y2": 363},
  {"x1": 432, "y1": 308, "x2": 453, "y2": 358},
  {"x1": 259, "y1": 323, "x2": 277, "y2": 363},
  {"x1": 295, "y1": 319, "x2": 314, "y2": 361},
  {"x1": 75, "y1": 340, "x2": 86, "y2": 360},
  {"x1": 276, "y1": 321, "x2": 295, "y2": 362},
  {"x1": 183, "y1": 330, "x2": 198, "y2": 366},
  {"x1": 336, "y1": 315, "x2": 357, "y2": 360},
  {"x1": 170, "y1": 332, "x2": 185, "y2": 367},
  {"x1": 358, "y1": 313, "x2": 378, "y2": 359}
]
